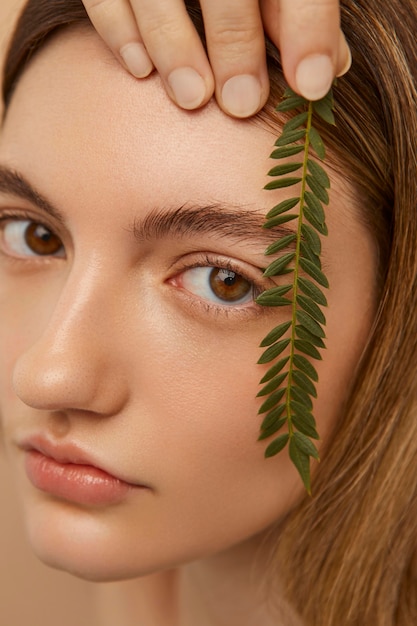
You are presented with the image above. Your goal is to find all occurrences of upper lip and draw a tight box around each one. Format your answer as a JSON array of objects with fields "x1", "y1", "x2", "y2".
[{"x1": 18, "y1": 434, "x2": 141, "y2": 486}]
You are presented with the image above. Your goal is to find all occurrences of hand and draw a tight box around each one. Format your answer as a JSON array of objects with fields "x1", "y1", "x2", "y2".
[{"x1": 82, "y1": 0, "x2": 351, "y2": 118}]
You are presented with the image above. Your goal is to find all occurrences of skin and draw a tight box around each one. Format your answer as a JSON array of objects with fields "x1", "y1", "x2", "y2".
[
  {"x1": 0, "y1": 29, "x2": 374, "y2": 626},
  {"x1": 82, "y1": 0, "x2": 352, "y2": 116}
]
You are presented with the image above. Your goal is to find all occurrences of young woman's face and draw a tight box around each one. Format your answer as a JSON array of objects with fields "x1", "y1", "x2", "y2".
[{"x1": 0, "y1": 30, "x2": 376, "y2": 581}]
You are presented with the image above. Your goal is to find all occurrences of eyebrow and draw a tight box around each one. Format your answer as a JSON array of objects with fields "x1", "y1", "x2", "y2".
[
  {"x1": 0, "y1": 165, "x2": 294, "y2": 248},
  {"x1": 0, "y1": 166, "x2": 65, "y2": 223},
  {"x1": 133, "y1": 204, "x2": 294, "y2": 249}
]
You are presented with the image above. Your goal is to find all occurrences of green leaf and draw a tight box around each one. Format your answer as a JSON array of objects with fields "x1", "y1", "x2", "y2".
[
  {"x1": 276, "y1": 96, "x2": 306, "y2": 112},
  {"x1": 264, "y1": 177, "x2": 302, "y2": 190},
  {"x1": 289, "y1": 437, "x2": 311, "y2": 493},
  {"x1": 263, "y1": 252, "x2": 295, "y2": 277},
  {"x1": 295, "y1": 325, "x2": 326, "y2": 348},
  {"x1": 275, "y1": 129, "x2": 306, "y2": 146},
  {"x1": 291, "y1": 399, "x2": 317, "y2": 424},
  {"x1": 260, "y1": 410, "x2": 286, "y2": 432},
  {"x1": 303, "y1": 206, "x2": 328, "y2": 236},
  {"x1": 296, "y1": 310, "x2": 326, "y2": 338},
  {"x1": 268, "y1": 162, "x2": 302, "y2": 177},
  {"x1": 258, "y1": 416, "x2": 287, "y2": 440},
  {"x1": 256, "y1": 288, "x2": 292, "y2": 307},
  {"x1": 258, "y1": 339, "x2": 291, "y2": 364},
  {"x1": 300, "y1": 241, "x2": 321, "y2": 268},
  {"x1": 313, "y1": 98, "x2": 335, "y2": 125},
  {"x1": 260, "y1": 406, "x2": 286, "y2": 430},
  {"x1": 297, "y1": 294, "x2": 326, "y2": 324},
  {"x1": 306, "y1": 175, "x2": 330, "y2": 204},
  {"x1": 260, "y1": 321, "x2": 292, "y2": 347},
  {"x1": 297, "y1": 276, "x2": 327, "y2": 306},
  {"x1": 292, "y1": 416, "x2": 320, "y2": 440},
  {"x1": 258, "y1": 388, "x2": 286, "y2": 414},
  {"x1": 294, "y1": 339, "x2": 322, "y2": 360},
  {"x1": 307, "y1": 159, "x2": 330, "y2": 188},
  {"x1": 262, "y1": 213, "x2": 299, "y2": 226},
  {"x1": 301, "y1": 223, "x2": 321, "y2": 255},
  {"x1": 266, "y1": 198, "x2": 299, "y2": 219},
  {"x1": 270, "y1": 145, "x2": 304, "y2": 159},
  {"x1": 257, "y1": 372, "x2": 287, "y2": 397},
  {"x1": 260, "y1": 356, "x2": 290, "y2": 383},
  {"x1": 309, "y1": 126, "x2": 326, "y2": 159},
  {"x1": 293, "y1": 354, "x2": 319, "y2": 381},
  {"x1": 291, "y1": 390, "x2": 313, "y2": 412},
  {"x1": 292, "y1": 369, "x2": 317, "y2": 397},
  {"x1": 299, "y1": 257, "x2": 329, "y2": 288},
  {"x1": 293, "y1": 431, "x2": 320, "y2": 460},
  {"x1": 265, "y1": 433, "x2": 290, "y2": 457},
  {"x1": 283, "y1": 112, "x2": 308, "y2": 132},
  {"x1": 304, "y1": 190, "x2": 326, "y2": 223},
  {"x1": 265, "y1": 234, "x2": 297, "y2": 255}
]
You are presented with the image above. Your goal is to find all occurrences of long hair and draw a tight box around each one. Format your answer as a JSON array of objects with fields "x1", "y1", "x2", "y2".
[{"x1": 3, "y1": 1, "x2": 417, "y2": 624}]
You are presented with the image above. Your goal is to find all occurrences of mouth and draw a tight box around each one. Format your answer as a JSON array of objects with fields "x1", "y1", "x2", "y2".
[{"x1": 20, "y1": 436, "x2": 146, "y2": 507}]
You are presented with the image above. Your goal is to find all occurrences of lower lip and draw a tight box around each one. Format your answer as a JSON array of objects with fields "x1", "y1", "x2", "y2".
[{"x1": 25, "y1": 450, "x2": 134, "y2": 506}]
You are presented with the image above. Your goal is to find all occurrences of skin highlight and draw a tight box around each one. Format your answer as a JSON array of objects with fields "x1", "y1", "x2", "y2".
[{"x1": 0, "y1": 28, "x2": 376, "y2": 625}]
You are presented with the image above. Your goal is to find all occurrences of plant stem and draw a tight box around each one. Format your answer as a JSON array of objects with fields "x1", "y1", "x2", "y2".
[{"x1": 285, "y1": 101, "x2": 313, "y2": 437}]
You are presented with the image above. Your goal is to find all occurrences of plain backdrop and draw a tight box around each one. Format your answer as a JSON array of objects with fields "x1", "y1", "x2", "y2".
[{"x1": 0, "y1": 2, "x2": 99, "y2": 624}]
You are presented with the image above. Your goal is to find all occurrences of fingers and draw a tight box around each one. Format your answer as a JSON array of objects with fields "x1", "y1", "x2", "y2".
[
  {"x1": 83, "y1": 0, "x2": 153, "y2": 77},
  {"x1": 262, "y1": 0, "x2": 351, "y2": 100},
  {"x1": 83, "y1": 0, "x2": 351, "y2": 117},
  {"x1": 128, "y1": 0, "x2": 215, "y2": 110},
  {"x1": 199, "y1": 0, "x2": 269, "y2": 117}
]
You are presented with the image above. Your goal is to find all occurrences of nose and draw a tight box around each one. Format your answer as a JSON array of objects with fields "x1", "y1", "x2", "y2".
[{"x1": 12, "y1": 257, "x2": 129, "y2": 416}]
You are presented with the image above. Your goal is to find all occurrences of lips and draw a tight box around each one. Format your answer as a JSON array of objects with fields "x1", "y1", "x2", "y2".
[{"x1": 20, "y1": 436, "x2": 144, "y2": 507}]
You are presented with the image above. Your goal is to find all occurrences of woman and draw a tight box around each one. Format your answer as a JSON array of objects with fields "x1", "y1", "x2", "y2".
[{"x1": 0, "y1": 0, "x2": 416, "y2": 624}]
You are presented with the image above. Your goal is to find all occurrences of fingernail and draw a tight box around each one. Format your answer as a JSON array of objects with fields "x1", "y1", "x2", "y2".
[
  {"x1": 221, "y1": 75, "x2": 262, "y2": 118},
  {"x1": 167, "y1": 67, "x2": 206, "y2": 109},
  {"x1": 336, "y1": 34, "x2": 352, "y2": 77},
  {"x1": 295, "y1": 54, "x2": 334, "y2": 101},
  {"x1": 120, "y1": 43, "x2": 153, "y2": 78}
]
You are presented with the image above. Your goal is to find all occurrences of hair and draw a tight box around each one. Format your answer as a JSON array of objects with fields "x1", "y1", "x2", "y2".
[{"x1": 2, "y1": 0, "x2": 417, "y2": 624}]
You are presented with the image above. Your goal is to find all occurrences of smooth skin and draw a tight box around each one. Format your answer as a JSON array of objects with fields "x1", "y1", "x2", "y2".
[
  {"x1": 82, "y1": 0, "x2": 351, "y2": 117},
  {"x1": 1, "y1": 30, "x2": 371, "y2": 626}
]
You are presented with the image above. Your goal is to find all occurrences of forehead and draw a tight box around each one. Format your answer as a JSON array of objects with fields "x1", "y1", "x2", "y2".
[{"x1": 0, "y1": 29, "x2": 281, "y2": 217}]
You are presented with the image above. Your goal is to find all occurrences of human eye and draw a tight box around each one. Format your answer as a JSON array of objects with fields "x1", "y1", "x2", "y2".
[
  {"x1": 169, "y1": 254, "x2": 267, "y2": 313},
  {"x1": 0, "y1": 214, "x2": 65, "y2": 259}
]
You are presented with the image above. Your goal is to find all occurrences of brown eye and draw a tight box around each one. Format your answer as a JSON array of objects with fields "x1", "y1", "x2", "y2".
[
  {"x1": 0, "y1": 219, "x2": 64, "y2": 258},
  {"x1": 24, "y1": 222, "x2": 63, "y2": 256},
  {"x1": 209, "y1": 268, "x2": 252, "y2": 302}
]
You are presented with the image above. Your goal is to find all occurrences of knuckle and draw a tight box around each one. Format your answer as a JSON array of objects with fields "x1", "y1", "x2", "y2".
[
  {"x1": 85, "y1": 0, "x2": 118, "y2": 11},
  {"x1": 141, "y1": 15, "x2": 184, "y2": 43},
  {"x1": 294, "y1": 0, "x2": 338, "y2": 29},
  {"x1": 210, "y1": 18, "x2": 260, "y2": 48}
]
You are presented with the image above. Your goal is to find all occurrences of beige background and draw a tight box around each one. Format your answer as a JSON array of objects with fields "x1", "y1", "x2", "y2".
[{"x1": 0, "y1": 2, "x2": 98, "y2": 624}]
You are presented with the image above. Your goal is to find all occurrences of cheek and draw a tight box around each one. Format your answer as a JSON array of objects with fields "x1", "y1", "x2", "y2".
[{"x1": 0, "y1": 272, "x2": 61, "y2": 403}]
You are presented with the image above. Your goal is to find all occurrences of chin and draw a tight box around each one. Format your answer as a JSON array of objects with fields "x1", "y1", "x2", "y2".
[{"x1": 21, "y1": 498, "x2": 160, "y2": 582}]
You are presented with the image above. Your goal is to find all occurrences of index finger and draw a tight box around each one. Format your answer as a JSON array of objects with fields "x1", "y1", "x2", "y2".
[{"x1": 262, "y1": 0, "x2": 351, "y2": 100}]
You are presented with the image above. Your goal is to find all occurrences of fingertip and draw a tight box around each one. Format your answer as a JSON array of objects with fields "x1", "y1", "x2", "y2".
[
  {"x1": 219, "y1": 74, "x2": 263, "y2": 118},
  {"x1": 120, "y1": 42, "x2": 154, "y2": 78},
  {"x1": 295, "y1": 54, "x2": 334, "y2": 101},
  {"x1": 167, "y1": 67, "x2": 211, "y2": 110},
  {"x1": 336, "y1": 33, "x2": 352, "y2": 77}
]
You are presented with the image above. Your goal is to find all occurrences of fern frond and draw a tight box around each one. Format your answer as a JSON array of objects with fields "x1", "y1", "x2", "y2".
[{"x1": 256, "y1": 87, "x2": 334, "y2": 494}]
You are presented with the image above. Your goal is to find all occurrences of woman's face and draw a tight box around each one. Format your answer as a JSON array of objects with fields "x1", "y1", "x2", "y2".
[{"x1": 0, "y1": 29, "x2": 376, "y2": 581}]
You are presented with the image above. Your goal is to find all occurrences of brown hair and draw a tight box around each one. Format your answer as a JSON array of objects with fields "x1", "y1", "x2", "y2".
[{"x1": 3, "y1": 1, "x2": 417, "y2": 624}]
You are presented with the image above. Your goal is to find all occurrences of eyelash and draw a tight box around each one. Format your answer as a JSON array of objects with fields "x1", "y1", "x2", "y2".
[
  {"x1": 0, "y1": 209, "x2": 65, "y2": 263},
  {"x1": 0, "y1": 212, "x2": 271, "y2": 320},
  {"x1": 170, "y1": 253, "x2": 269, "y2": 319}
]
